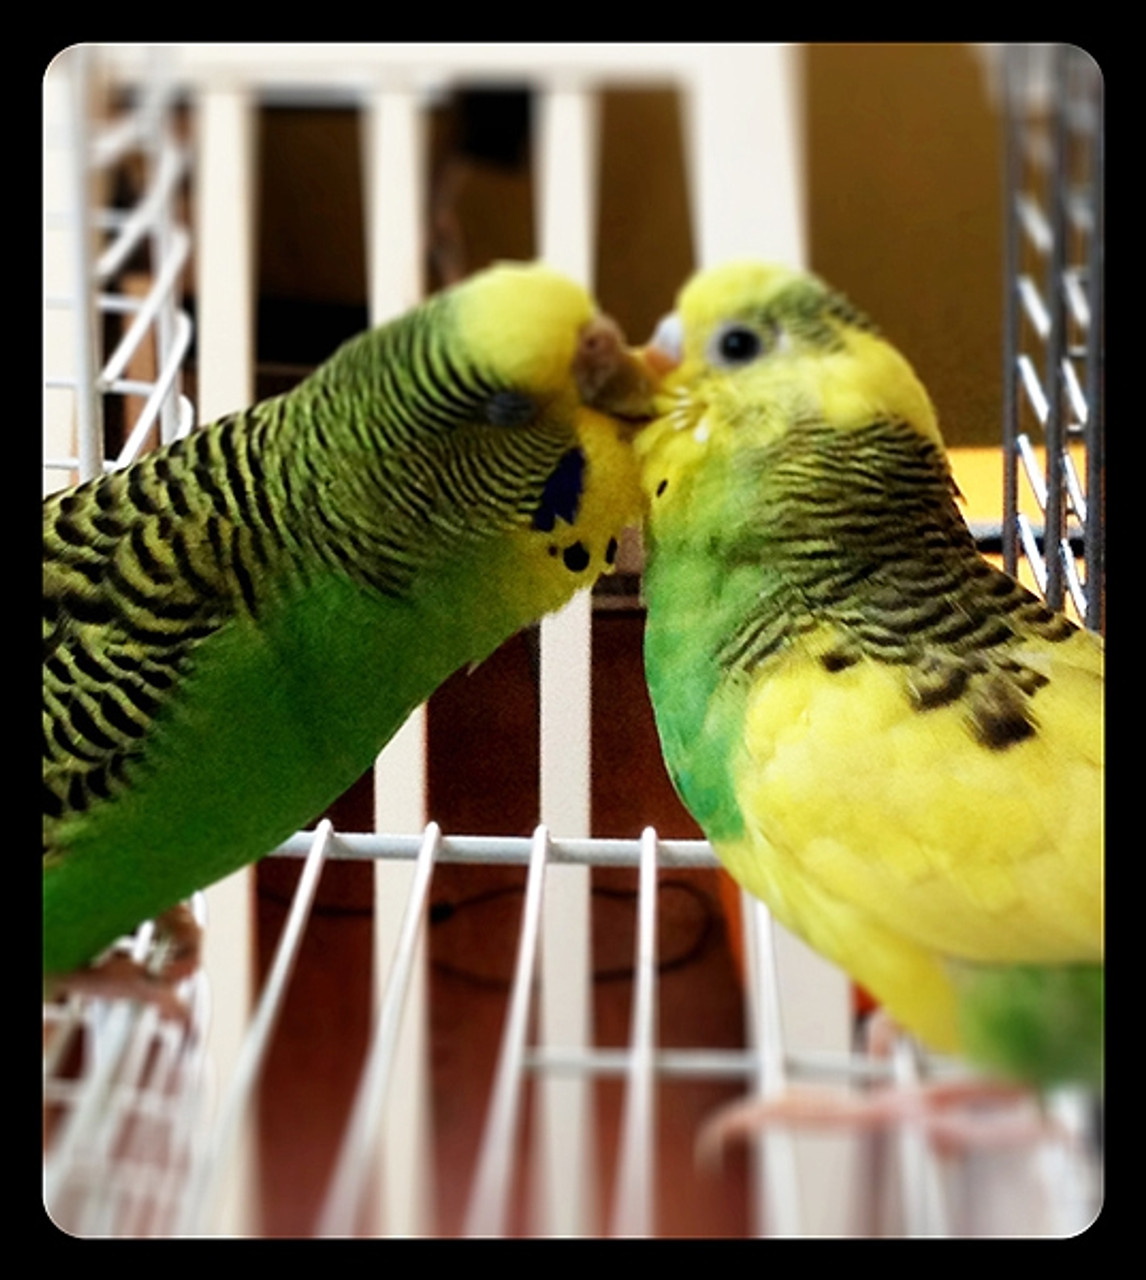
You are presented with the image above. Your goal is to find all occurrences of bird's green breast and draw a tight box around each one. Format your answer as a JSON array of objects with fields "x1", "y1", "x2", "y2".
[
  {"x1": 642, "y1": 530, "x2": 755, "y2": 846},
  {"x1": 641, "y1": 431, "x2": 815, "y2": 846}
]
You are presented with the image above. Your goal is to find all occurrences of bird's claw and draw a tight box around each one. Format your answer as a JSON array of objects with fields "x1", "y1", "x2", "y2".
[
  {"x1": 697, "y1": 1079, "x2": 1059, "y2": 1169},
  {"x1": 44, "y1": 903, "x2": 203, "y2": 1023}
]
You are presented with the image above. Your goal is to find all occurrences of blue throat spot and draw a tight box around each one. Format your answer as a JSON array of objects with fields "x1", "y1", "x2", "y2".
[{"x1": 531, "y1": 447, "x2": 585, "y2": 532}]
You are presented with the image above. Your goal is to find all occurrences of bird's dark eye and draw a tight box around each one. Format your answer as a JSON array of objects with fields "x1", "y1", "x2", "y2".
[
  {"x1": 711, "y1": 324, "x2": 765, "y2": 367},
  {"x1": 485, "y1": 390, "x2": 536, "y2": 428}
]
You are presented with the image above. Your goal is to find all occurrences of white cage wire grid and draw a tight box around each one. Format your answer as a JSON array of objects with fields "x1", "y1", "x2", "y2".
[{"x1": 43, "y1": 44, "x2": 1102, "y2": 1238}]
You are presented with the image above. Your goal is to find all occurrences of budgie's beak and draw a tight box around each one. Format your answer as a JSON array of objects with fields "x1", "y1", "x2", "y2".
[
  {"x1": 575, "y1": 313, "x2": 661, "y2": 425},
  {"x1": 643, "y1": 311, "x2": 683, "y2": 378}
]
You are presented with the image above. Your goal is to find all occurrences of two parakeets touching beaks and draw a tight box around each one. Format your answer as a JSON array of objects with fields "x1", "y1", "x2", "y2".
[
  {"x1": 43, "y1": 261, "x2": 657, "y2": 978},
  {"x1": 636, "y1": 260, "x2": 1102, "y2": 1093},
  {"x1": 42, "y1": 251, "x2": 1104, "y2": 1105}
]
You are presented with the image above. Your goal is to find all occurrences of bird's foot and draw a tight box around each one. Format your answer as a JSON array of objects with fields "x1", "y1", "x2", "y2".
[
  {"x1": 44, "y1": 903, "x2": 203, "y2": 1022},
  {"x1": 697, "y1": 1079, "x2": 1057, "y2": 1168},
  {"x1": 147, "y1": 901, "x2": 203, "y2": 983}
]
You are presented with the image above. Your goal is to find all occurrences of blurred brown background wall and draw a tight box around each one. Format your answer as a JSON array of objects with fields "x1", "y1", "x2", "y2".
[{"x1": 250, "y1": 43, "x2": 1003, "y2": 444}]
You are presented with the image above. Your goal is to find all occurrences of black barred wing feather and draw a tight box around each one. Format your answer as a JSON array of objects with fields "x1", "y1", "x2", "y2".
[{"x1": 42, "y1": 440, "x2": 248, "y2": 846}]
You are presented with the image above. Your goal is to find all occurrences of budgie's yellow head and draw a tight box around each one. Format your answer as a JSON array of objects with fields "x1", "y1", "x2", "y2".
[
  {"x1": 452, "y1": 260, "x2": 658, "y2": 423},
  {"x1": 635, "y1": 260, "x2": 943, "y2": 510},
  {"x1": 429, "y1": 261, "x2": 659, "y2": 627}
]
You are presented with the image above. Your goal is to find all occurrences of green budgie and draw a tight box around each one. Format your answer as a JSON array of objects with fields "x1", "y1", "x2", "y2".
[
  {"x1": 634, "y1": 261, "x2": 1102, "y2": 1134},
  {"x1": 44, "y1": 261, "x2": 653, "y2": 979}
]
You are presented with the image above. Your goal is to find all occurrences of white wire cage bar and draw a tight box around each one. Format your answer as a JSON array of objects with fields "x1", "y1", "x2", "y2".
[
  {"x1": 1001, "y1": 43, "x2": 1103, "y2": 629},
  {"x1": 43, "y1": 46, "x2": 195, "y2": 491},
  {"x1": 43, "y1": 44, "x2": 1101, "y2": 1238}
]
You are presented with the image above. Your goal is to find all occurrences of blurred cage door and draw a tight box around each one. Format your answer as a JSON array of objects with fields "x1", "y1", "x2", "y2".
[{"x1": 43, "y1": 44, "x2": 1100, "y2": 1238}]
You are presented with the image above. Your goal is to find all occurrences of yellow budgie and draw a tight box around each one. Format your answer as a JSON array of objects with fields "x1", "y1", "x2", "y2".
[{"x1": 636, "y1": 261, "x2": 1103, "y2": 1129}]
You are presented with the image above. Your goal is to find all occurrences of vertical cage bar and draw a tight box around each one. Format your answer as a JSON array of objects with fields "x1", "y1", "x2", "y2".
[
  {"x1": 361, "y1": 83, "x2": 434, "y2": 1236},
  {"x1": 534, "y1": 83, "x2": 599, "y2": 1237},
  {"x1": 740, "y1": 896, "x2": 802, "y2": 1237},
  {"x1": 319, "y1": 825, "x2": 438, "y2": 1236},
  {"x1": 139, "y1": 51, "x2": 184, "y2": 447},
  {"x1": 1081, "y1": 59, "x2": 1104, "y2": 632},
  {"x1": 686, "y1": 44, "x2": 807, "y2": 267},
  {"x1": 192, "y1": 78, "x2": 259, "y2": 1235},
  {"x1": 69, "y1": 49, "x2": 104, "y2": 483},
  {"x1": 44, "y1": 47, "x2": 104, "y2": 486},
  {"x1": 367, "y1": 83, "x2": 430, "y2": 835},
  {"x1": 608, "y1": 828, "x2": 659, "y2": 1236},
  {"x1": 193, "y1": 83, "x2": 255, "y2": 419},
  {"x1": 464, "y1": 827, "x2": 552, "y2": 1236},
  {"x1": 1001, "y1": 47, "x2": 1024, "y2": 579},
  {"x1": 1041, "y1": 44, "x2": 1069, "y2": 612},
  {"x1": 890, "y1": 1040, "x2": 951, "y2": 1237}
]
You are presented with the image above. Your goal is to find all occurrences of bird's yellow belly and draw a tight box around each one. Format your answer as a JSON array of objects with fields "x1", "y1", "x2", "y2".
[{"x1": 711, "y1": 643, "x2": 1102, "y2": 1052}]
